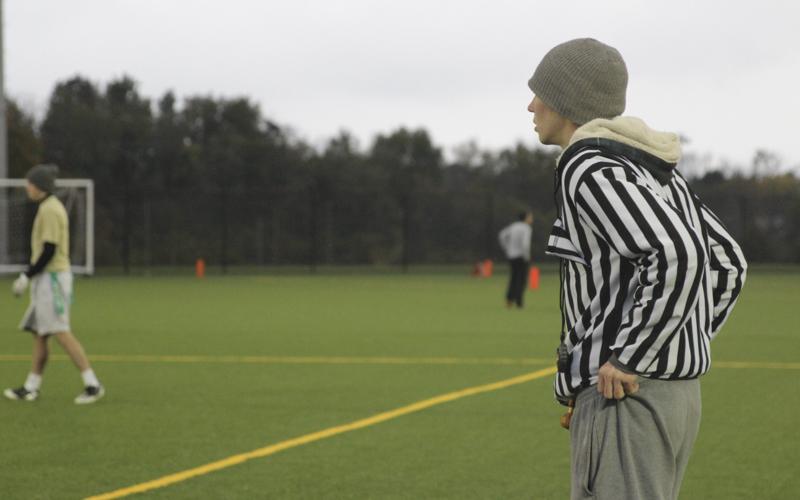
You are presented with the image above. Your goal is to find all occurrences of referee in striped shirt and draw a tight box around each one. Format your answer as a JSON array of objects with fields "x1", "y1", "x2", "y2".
[{"x1": 527, "y1": 39, "x2": 746, "y2": 500}]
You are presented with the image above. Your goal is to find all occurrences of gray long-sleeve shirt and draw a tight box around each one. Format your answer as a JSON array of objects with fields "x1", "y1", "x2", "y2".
[{"x1": 498, "y1": 221, "x2": 531, "y2": 260}]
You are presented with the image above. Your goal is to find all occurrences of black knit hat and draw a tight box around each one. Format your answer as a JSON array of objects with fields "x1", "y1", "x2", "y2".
[{"x1": 26, "y1": 164, "x2": 59, "y2": 193}]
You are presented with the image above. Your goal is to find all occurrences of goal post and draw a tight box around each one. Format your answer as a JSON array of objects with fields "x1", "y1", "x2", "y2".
[{"x1": 0, "y1": 178, "x2": 95, "y2": 275}]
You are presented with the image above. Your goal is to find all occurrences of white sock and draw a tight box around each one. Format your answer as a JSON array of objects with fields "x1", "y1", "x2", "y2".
[
  {"x1": 24, "y1": 372, "x2": 42, "y2": 392},
  {"x1": 81, "y1": 369, "x2": 100, "y2": 388}
]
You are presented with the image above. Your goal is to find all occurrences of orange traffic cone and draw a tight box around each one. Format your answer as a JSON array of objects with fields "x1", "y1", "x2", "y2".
[
  {"x1": 195, "y1": 258, "x2": 206, "y2": 279},
  {"x1": 529, "y1": 266, "x2": 540, "y2": 290},
  {"x1": 482, "y1": 259, "x2": 494, "y2": 278}
]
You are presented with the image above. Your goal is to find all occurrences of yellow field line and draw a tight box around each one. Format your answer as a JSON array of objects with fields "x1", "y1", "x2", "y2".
[
  {"x1": 84, "y1": 366, "x2": 557, "y2": 500},
  {"x1": 0, "y1": 353, "x2": 553, "y2": 366},
  {"x1": 1, "y1": 354, "x2": 798, "y2": 369}
]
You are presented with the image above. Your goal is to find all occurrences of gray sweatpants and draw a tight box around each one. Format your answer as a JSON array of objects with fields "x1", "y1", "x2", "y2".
[{"x1": 570, "y1": 377, "x2": 701, "y2": 500}]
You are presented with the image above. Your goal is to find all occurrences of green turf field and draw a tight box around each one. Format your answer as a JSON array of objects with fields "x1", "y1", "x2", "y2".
[{"x1": 0, "y1": 267, "x2": 798, "y2": 499}]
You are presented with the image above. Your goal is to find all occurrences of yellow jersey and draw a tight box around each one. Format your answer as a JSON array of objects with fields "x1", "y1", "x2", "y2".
[{"x1": 31, "y1": 195, "x2": 70, "y2": 272}]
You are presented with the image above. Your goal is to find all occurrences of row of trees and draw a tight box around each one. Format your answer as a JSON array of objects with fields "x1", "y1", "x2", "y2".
[{"x1": 6, "y1": 75, "x2": 799, "y2": 270}]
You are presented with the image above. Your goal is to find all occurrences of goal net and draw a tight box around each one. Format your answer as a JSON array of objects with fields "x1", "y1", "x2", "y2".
[{"x1": 0, "y1": 178, "x2": 94, "y2": 275}]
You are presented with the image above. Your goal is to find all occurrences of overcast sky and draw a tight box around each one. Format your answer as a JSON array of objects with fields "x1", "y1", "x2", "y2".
[{"x1": 5, "y1": 0, "x2": 800, "y2": 171}]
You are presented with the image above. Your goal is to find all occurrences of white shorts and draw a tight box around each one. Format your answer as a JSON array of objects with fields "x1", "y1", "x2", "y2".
[{"x1": 19, "y1": 271, "x2": 73, "y2": 336}]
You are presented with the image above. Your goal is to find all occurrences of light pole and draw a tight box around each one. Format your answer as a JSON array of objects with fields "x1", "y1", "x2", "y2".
[{"x1": 0, "y1": 0, "x2": 8, "y2": 265}]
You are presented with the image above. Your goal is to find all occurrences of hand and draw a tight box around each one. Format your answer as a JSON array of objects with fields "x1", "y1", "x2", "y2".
[
  {"x1": 12, "y1": 273, "x2": 30, "y2": 297},
  {"x1": 596, "y1": 361, "x2": 639, "y2": 400}
]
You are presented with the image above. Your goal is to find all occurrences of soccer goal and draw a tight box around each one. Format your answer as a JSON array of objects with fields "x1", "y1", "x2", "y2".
[{"x1": 0, "y1": 178, "x2": 95, "y2": 275}]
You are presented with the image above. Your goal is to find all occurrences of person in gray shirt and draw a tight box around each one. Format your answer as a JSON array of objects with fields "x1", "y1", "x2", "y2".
[{"x1": 498, "y1": 211, "x2": 533, "y2": 308}]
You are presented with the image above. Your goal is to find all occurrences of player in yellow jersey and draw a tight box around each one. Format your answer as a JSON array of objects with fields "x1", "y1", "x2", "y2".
[{"x1": 5, "y1": 165, "x2": 104, "y2": 404}]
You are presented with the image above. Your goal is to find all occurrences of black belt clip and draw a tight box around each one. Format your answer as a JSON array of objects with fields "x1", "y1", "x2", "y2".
[{"x1": 556, "y1": 342, "x2": 571, "y2": 372}]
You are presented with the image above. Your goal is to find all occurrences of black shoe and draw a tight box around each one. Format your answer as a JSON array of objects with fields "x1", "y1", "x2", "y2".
[
  {"x1": 4, "y1": 386, "x2": 39, "y2": 402},
  {"x1": 75, "y1": 385, "x2": 105, "y2": 405}
]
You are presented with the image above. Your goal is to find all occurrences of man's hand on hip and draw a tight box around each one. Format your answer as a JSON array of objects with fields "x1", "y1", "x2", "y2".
[{"x1": 597, "y1": 361, "x2": 639, "y2": 400}]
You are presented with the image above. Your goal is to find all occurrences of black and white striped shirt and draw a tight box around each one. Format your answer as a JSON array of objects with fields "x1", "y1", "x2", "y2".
[{"x1": 546, "y1": 138, "x2": 747, "y2": 404}]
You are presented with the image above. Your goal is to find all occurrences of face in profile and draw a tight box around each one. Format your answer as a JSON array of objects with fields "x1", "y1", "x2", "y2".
[
  {"x1": 25, "y1": 181, "x2": 45, "y2": 201},
  {"x1": 527, "y1": 96, "x2": 573, "y2": 147},
  {"x1": 525, "y1": 213, "x2": 534, "y2": 225}
]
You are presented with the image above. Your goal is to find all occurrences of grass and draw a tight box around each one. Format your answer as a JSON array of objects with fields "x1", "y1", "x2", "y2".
[{"x1": 0, "y1": 267, "x2": 797, "y2": 499}]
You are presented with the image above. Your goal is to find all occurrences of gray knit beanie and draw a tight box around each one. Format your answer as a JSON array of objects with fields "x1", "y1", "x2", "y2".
[
  {"x1": 528, "y1": 38, "x2": 628, "y2": 125},
  {"x1": 26, "y1": 164, "x2": 59, "y2": 193}
]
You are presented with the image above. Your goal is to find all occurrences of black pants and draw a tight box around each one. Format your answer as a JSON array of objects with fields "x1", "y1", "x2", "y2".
[{"x1": 505, "y1": 258, "x2": 529, "y2": 307}]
